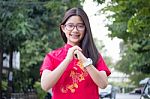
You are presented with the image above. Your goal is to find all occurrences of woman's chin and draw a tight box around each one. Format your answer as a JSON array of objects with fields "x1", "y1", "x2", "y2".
[{"x1": 68, "y1": 40, "x2": 80, "y2": 45}]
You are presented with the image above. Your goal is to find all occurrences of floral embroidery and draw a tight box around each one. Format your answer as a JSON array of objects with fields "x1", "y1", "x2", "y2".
[
  {"x1": 77, "y1": 60, "x2": 84, "y2": 70},
  {"x1": 61, "y1": 60, "x2": 88, "y2": 93},
  {"x1": 61, "y1": 82, "x2": 78, "y2": 93}
]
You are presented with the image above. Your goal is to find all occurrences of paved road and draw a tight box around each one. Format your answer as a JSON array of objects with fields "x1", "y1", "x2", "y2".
[
  {"x1": 100, "y1": 93, "x2": 141, "y2": 99},
  {"x1": 116, "y1": 93, "x2": 141, "y2": 99}
]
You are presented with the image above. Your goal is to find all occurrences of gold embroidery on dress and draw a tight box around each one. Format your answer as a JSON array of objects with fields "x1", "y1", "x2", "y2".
[
  {"x1": 77, "y1": 60, "x2": 84, "y2": 70},
  {"x1": 61, "y1": 87, "x2": 68, "y2": 93},
  {"x1": 61, "y1": 60, "x2": 88, "y2": 93}
]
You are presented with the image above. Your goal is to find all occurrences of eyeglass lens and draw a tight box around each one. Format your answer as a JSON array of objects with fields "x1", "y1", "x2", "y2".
[{"x1": 65, "y1": 23, "x2": 85, "y2": 31}]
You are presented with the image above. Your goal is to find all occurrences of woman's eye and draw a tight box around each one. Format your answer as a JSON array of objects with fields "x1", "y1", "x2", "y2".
[
  {"x1": 78, "y1": 25, "x2": 84, "y2": 28},
  {"x1": 68, "y1": 24, "x2": 74, "y2": 27}
]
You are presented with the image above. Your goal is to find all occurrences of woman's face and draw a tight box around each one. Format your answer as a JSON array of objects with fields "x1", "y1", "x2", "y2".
[{"x1": 61, "y1": 16, "x2": 85, "y2": 46}]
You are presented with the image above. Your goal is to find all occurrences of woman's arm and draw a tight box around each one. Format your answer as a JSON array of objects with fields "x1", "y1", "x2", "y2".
[
  {"x1": 85, "y1": 65, "x2": 108, "y2": 89},
  {"x1": 74, "y1": 50, "x2": 108, "y2": 89},
  {"x1": 41, "y1": 58, "x2": 70, "y2": 92}
]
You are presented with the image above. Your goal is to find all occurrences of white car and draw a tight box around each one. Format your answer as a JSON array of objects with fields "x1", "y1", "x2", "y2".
[
  {"x1": 140, "y1": 78, "x2": 150, "y2": 99},
  {"x1": 99, "y1": 85, "x2": 116, "y2": 99}
]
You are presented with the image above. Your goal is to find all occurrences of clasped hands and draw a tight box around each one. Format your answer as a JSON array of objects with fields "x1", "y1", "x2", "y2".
[{"x1": 65, "y1": 45, "x2": 87, "y2": 63}]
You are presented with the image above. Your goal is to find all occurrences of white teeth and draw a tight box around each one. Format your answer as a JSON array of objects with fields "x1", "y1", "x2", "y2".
[{"x1": 70, "y1": 34, "x2": 79, "y2": 39}]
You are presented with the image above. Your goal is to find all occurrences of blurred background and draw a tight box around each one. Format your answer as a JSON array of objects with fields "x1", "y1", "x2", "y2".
[{"x1": 0, "y1": 0, "x2": 150, "y2": 99}]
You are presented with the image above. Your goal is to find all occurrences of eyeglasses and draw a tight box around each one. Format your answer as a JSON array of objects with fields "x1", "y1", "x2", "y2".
[{"x1": 64, "y1": 23, "x2": 85, "y2": 31}]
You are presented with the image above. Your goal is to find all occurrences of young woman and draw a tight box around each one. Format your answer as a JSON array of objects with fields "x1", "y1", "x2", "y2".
[{"x1": 40, "y1": 7, "x2": 111, "y2": 99}]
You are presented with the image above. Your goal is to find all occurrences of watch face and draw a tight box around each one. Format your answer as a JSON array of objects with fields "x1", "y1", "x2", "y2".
[
  {"x1": 83, "y1": 58, "x2": 93, "y2": 67},
  {"x1": 88, "y1": 58, "x2": 93, "y2": 63}
]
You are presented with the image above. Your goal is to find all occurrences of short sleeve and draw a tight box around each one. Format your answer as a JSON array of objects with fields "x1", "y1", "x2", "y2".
[
  {"x1": 96, "y1": 54, "x2": 111, "y2": 76},
  {"x1": 40, "y1": 53, "x2": 54, "y2": 76}
]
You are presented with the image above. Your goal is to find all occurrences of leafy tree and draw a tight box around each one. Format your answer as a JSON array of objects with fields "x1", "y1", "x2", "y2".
[
  {"x1": 0, "y1": 1, "x2": 35, "y2": 97},
  {"x1": 98, "y1": 0, "x2": 150, "y2": 84}
]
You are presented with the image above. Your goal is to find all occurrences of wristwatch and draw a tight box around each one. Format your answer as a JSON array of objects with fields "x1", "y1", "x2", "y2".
[{"x1": 83, "y1": 58, "x2": 93, "y2": 68}]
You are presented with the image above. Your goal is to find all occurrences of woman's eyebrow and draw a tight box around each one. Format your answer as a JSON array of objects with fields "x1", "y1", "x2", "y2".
[{"x1": 66, "y1": 23, "x2": 84, "y2": 24}]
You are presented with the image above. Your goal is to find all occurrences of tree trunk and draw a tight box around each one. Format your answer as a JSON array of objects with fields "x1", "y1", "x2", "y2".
[
  {"x1": 7, "y1": 49, "x2": 13, "y2": 98},
  {"x1": 0, "y1": 49, "x2": 3, "y2": 99}
]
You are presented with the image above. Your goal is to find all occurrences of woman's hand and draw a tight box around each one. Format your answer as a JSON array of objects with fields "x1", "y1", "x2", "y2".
[
  {"x1": 65, "y1": 46, "x2": 82, "y2": 61},
  {"x1": 74, "y1": 49, "x2": 87, "y2": 63}
]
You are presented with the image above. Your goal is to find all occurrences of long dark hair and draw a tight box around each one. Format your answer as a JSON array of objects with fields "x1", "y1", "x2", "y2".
[{"x1": 60, "y1": 7, "x2": 99, "y2": 67}]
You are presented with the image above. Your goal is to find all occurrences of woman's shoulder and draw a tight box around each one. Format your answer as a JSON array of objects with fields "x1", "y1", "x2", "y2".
[{"x1": 47, "y1": 46, "x2": 65, "y2": 57}]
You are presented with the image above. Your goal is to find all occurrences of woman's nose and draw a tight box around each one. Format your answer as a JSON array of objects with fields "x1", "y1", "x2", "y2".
[{"x1": 72, "y1": 26, "x2": 78, "y2": 32}]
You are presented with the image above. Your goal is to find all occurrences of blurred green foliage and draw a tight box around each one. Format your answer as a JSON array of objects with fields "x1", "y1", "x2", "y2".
[
  {"x1": 34, "y1": 81, "x2": 46, "y2": 99},
  {"x1": 99, "y1": 0, "x2": 150, "y2": 85}
]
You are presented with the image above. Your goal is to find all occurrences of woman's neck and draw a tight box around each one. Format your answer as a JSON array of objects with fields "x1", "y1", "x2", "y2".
[{"x1": 67, "y1": 42, "x2": 80, "y2": 46}]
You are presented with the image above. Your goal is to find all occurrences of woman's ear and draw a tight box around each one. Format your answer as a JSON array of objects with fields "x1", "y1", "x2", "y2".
[{"x1": 61, "y1": 25, "x2": 66, "y2": 33}]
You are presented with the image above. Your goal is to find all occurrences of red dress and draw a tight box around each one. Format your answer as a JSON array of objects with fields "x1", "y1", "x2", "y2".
[{"x1": 40, "y1": 44, "x2": 111, "y2": 99}]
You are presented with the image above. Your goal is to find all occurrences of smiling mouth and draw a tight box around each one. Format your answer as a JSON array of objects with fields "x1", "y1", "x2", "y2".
[{"x1": 70, "y1": 34, "x2": 80, "y2": 39}]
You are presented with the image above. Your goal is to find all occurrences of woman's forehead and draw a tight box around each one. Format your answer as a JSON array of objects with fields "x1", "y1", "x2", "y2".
[{"x1": 66, "y1": 16, "x2": 84, "y2": 23}]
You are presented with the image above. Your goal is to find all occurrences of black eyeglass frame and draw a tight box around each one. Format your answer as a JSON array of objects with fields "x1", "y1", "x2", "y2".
[{"x1": 64, "y1": 23, "x2": 85, "y2": 31}]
